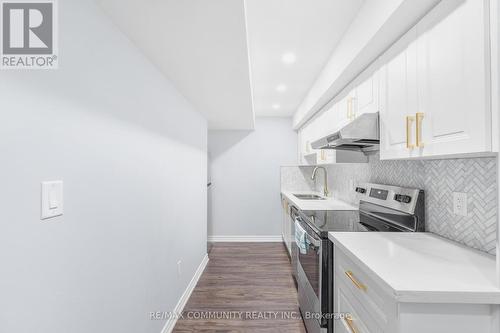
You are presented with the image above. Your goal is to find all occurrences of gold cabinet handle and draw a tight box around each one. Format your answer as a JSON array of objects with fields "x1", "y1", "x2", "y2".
[
  {"x1": 344, "y1": 316, "x2": 358, "y2": 333},
  {"x1": 347, "y1": 97, "x2": 356, "y2": 121},
  {"x1": 406, "y1": 115, "x2": 415, "y2": 149},
  {"x1": 416, "y1": 112, "x2": 424, "y2": 148},
  {"x1": 345, "y1": 271, "x2": 367, "y2": 291}
]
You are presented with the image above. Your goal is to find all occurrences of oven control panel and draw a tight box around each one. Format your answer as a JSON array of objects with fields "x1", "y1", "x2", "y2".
[
  {"x1": 354, "y1": 183, "x2": 423, "y2": 215},
  {"x1": 355, "y1": 187, "x2": 366, "y2": 194},
  {"x1": 370, "y1": 188, "x2": 389, "y2": 200},
  {"x1": 394, "y1": 194, "x2": 412, "y2": 203}
]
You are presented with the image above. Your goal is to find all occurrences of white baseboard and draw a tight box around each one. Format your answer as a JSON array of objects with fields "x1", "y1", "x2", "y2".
[
  {"x1": 161, "y1": 253, "x2": 209, "y2": 333},
  {"x1": 208, "y1": 235, "x2": 282, "y2": 242}
]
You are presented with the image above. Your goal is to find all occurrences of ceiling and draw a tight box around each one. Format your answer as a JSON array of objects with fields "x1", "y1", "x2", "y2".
[
  {"x1": 97, "y1": 0, "x2": 255, "y2": 130},
  {"x1": 97, "y1": 0, "x2": 364, "y2": 128},
  {"x1": 246, "y1": 0, "x2": 364, "y2": 117}
]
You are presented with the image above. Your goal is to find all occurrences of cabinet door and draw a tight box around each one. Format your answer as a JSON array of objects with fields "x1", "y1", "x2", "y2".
[
  {"x1": 281, "y1": 198, "x2": 285, "y2": 241},
  {"x1": 315, "y1": 104, "x2": 337, "y2": 164},
  {"x1": 313, "y1": 110, "x2": 329, "y2": 141},
  {"x1": 317, "y1": 149, "x2": 336, "y2": 164},
  {"x1": 336, "y1": 90, "x2": 355, "y2": 129},
  {"x1": 282, "y1": 200, "x2": 291, "y2": 253},
  {"x1": 286, "y1": 210, "x2": 293, "y2": 256},
  {"x1": 297, "y1": 129, "x2": 303, "y2": 164},
  {"x1": 299, "y1": 124, "x2": 317, "y2": 165},
  {"x1": 353, "y1": 68, "x2": 380, "y2": 117},
  {"x1": 284, "y1": 210, "x2": 290, "y2": 253},
  {"x1": 281, "y1": 198, "x2": 287, "y2": 242},
  {"x1": 297, "y1": 129, "x2": 304, "y2": 164},
  {"x1": 416, "y1": 0, "x2": 491, "y2": 157},
  {"x1": 379, "y1": 27, "x2": 419, "y2": 160}
]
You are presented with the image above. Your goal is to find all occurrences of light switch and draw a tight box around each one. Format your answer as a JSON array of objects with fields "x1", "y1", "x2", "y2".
[{"x1": 41, "y1": 181, "x2": 63, "y2": 220}]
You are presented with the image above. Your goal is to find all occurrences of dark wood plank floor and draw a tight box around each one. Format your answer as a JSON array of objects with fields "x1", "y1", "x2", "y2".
[{"x1": 173, "y1": 243, "x2": 306, "y2": 333}]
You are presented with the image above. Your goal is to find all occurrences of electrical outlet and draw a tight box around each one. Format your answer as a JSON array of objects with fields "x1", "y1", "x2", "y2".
[{"x1": 453, "y1": 192, "x2": 468, "y2": 217}]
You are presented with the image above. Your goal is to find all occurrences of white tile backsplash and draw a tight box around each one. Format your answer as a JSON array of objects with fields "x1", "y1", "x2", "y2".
[
  {"x1": 281, "y1": 154, "x2": 497, "y2": 255},
  {"x1": 280, "y1": 166, "x2": 316, "y2": 192}
]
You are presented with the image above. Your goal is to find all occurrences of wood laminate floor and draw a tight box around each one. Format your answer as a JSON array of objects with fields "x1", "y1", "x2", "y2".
[{"x1": 173, "y1": 243, "x2": 307, "y2": 333}]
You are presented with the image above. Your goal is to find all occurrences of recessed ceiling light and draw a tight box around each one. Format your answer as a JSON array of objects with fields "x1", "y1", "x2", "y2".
[
  {"x1": 281, "y1": 52, "x2": 296, "y2": 64},
  {"x1": 272, "y1": 104, "x2": 281, "y2": 110},
  {"x1": 276, "y1": 84, "x2": 287, "y2": 92}
]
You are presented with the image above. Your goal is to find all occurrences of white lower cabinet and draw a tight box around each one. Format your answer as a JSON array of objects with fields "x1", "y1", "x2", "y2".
[
  {"x1": 379, "y1": 0, "x2": 495, "y2": 160},
  {"x1": 281, "y1": 196, "x2": 292, "y2": 256},
  {"x1": 334, "y1": 244, "x2": 499, "y2": 333},
  {"x1": 336, "y1": 287, "x2": 375, "y2": 333},
  {"x1": 286, "y1": 206, "x2": 294, "y2": 256},
  {"x1": 281, "y1": 196, "x2": 289, "y2": 250}
]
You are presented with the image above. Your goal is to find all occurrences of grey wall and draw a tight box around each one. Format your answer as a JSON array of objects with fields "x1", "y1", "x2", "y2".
[
  {"x1": 0, "y1": 1, "x2": 207, "y2": 332},
  {"x1": 208, "y1": 118, "x2": 297, "y2": 237},
  {"x1": 285, "y1": 154, "x2": 497, "y2": 255}
]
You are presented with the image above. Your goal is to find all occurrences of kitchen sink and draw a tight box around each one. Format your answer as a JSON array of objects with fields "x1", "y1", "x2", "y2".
[{"x1": 293, "y1": 194, "x2": 326, "y2": 200}]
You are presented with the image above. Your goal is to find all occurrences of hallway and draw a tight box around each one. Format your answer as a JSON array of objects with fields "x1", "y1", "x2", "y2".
[{"x1": 173, "y1": 243, "x2": 306, "y2": 332}]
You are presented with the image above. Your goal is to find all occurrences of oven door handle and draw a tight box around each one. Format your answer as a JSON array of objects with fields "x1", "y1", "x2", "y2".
[
  {"x1": 359, "y1": 221, "x2": 378, "y2": 231},
  {"x1": 296, "y1": 218, "x2": 321, "y2": 249},
  {"x1": 305, "y1": 232, "x2": 321, "y2": 249}
]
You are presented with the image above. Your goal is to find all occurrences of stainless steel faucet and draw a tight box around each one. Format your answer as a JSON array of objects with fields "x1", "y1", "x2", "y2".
[{"x1": 311, "y1": 166, "x2": 329, "y2": 197}]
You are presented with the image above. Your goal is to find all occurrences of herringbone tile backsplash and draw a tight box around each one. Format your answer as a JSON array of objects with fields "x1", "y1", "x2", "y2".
[{"x1": 293, "y1": 154, "x2": 497, "y2": 254}]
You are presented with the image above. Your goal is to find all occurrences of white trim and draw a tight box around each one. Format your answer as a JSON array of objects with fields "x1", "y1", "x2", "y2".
[
  {"x1": 160, "y1": 254, "x2": 209, "y2": 333},
  {"x1": 492, "y1": 0, "x2": 500, "y2": 290},
  {"x1": 491, "y1": 0, "x2": 500, "y2": 153},
  {"x1": 208, "y1": 235, "x2": 282, "y2": 242},
  {"x1": 242, "y1": 0, "x2": 256, "y2": 127}
]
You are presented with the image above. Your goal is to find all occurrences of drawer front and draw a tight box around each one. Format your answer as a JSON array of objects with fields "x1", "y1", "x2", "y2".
[
  {"x1": 335, "y1": 246, "x2": 395, "y2": 328},
  {"x1": 336, "y1": 285, "x2": 380, "y2": 333}
]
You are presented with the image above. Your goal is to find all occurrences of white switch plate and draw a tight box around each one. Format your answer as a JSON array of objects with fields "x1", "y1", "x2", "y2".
[
  {"x1": 453, "y1": 192, "x2": 467, "y2": 217},
  {"x1": 41, "y1": 181, "x2": 63, "y2": 220}
]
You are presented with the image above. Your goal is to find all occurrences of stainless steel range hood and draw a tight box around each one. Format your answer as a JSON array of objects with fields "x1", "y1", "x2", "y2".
[{"x1": 311, "y1": 112, "x2": 379, "y2": 153}]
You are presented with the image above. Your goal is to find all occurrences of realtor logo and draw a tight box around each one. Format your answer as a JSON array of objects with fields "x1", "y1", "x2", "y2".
[{"x1": 1, "y1": 0, "x2": 58, "y2": 69}]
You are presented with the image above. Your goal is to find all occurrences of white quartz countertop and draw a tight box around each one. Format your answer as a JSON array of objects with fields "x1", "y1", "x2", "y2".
[
  {"x1": 281, "y1": 191, "x2": 358, "y2": 211},
  {"x1": 329, "y1": 232, "x2": 500, "y2": 304}
]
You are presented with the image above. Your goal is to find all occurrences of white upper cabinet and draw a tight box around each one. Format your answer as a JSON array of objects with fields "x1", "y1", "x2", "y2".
[
  {"x1": 298, "y1": 123, "x2": 316, "y2": 165},
  {"x1": 380, "y1": 0, "x2": 494, "y2": 160},
  {"x1": 338, "y1": 89, "x2": 356, "y2": 126},
  {"x1": 416, "y1": 0, "x2": 491, "y2": 157},
  {"x1": 352, "y1": 66, "x2": 380, "y2": 118},
  {"x1": 297, "y1": 63, "x2": 381, "y2": 164},
  {"x1": 297, "y1": 94, "x2": 369, "y2": 165},
  {"x1": 315, "y1": 106, "x2": 337, "y2": 164},
  {"x1": 298, "y1": 0, "x2": 496, "y2": 162},
  {"x1": 379, "y1": 27, "x2": 419, "y2": 160}
]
